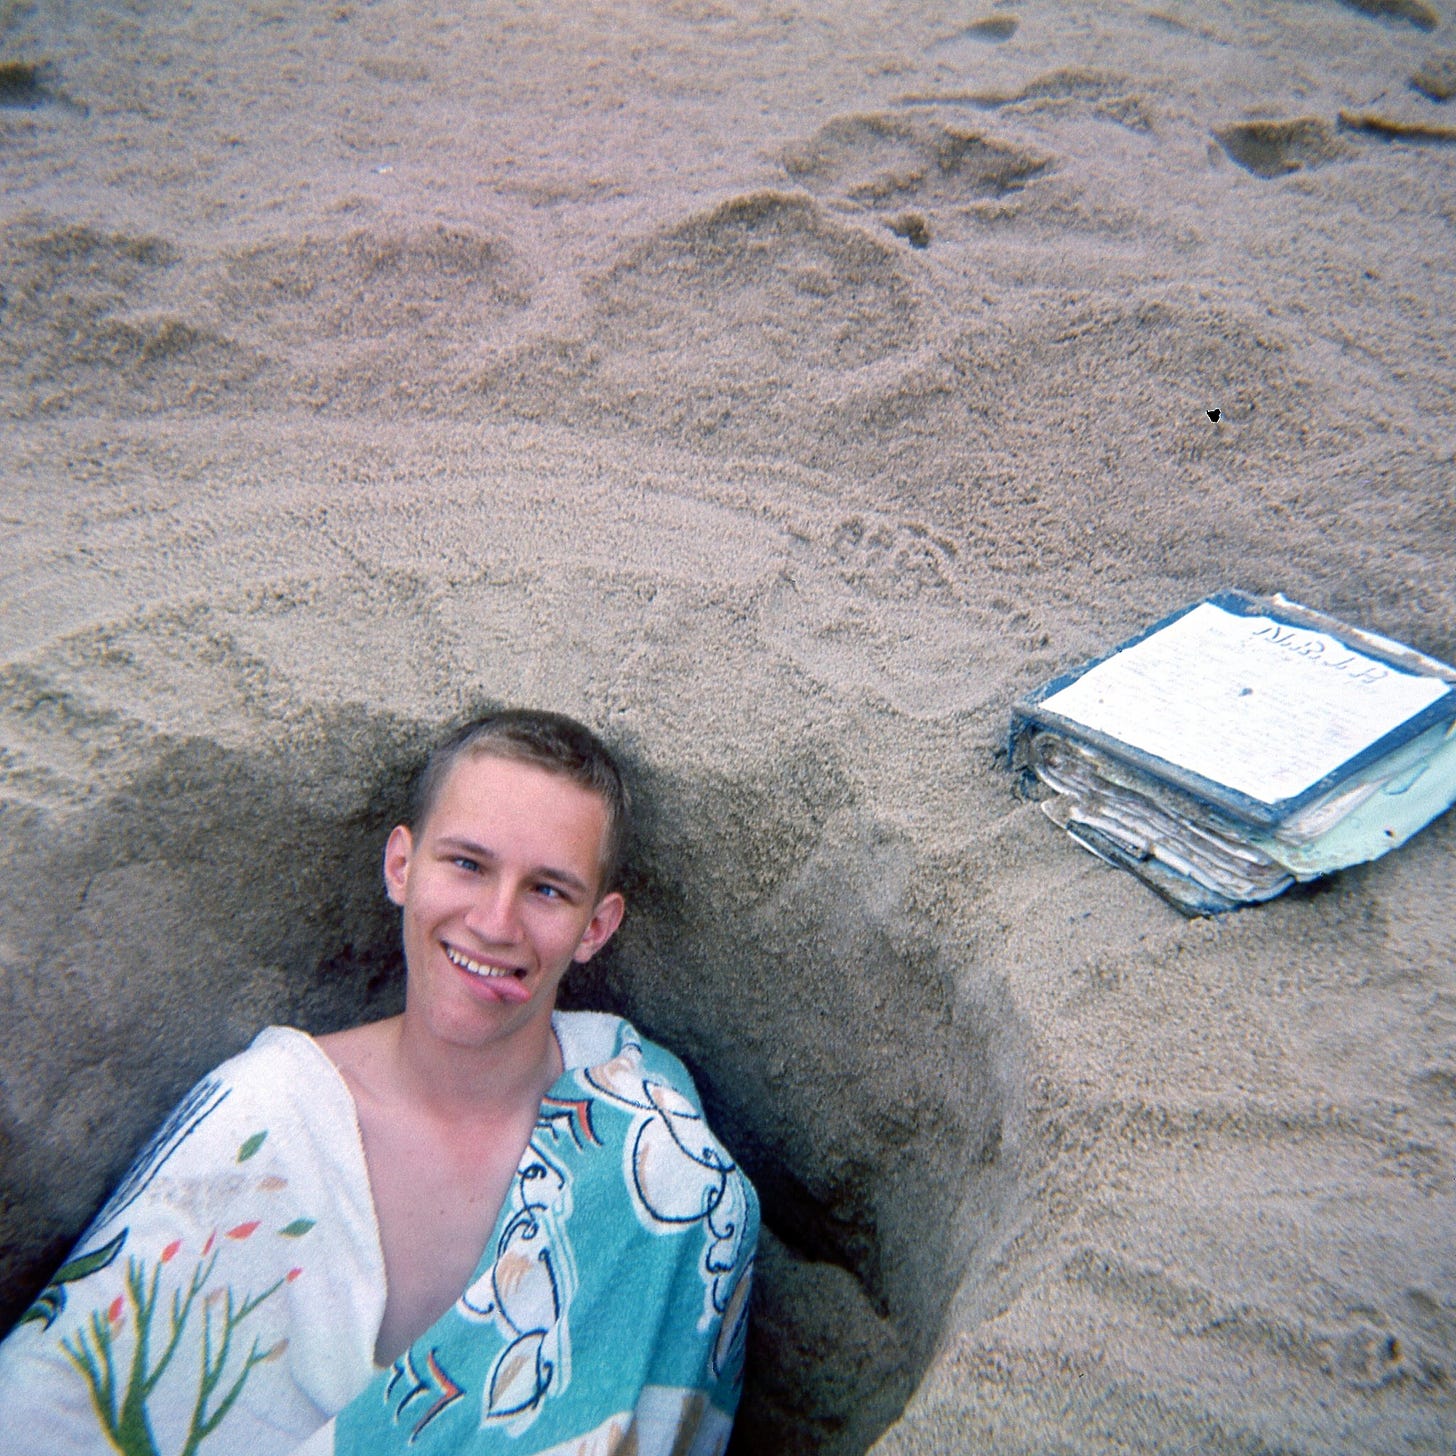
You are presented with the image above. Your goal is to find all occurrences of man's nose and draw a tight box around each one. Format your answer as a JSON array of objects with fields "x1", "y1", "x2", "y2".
[{"x1": 463, "y1": 880, "x2": 524, "y2": 942}]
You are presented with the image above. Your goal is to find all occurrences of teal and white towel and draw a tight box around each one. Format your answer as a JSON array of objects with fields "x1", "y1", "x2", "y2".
[{"x1": 0, "y1": 1013, "x2": 756, "y2": 1456}]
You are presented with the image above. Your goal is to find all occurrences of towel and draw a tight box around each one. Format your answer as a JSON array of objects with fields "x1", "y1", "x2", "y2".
[{"x1": 0, "y1": 1013, "x2": 756, "y2": 1456}]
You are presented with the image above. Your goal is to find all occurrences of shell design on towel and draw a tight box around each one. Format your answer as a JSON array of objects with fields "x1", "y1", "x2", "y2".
[
  {"x1": 459, "y1": 1134, "x2": 577, "y2": 1432},
  {"x1": 583, "y1": 1044, "x2": 752, "y2": 1369}
]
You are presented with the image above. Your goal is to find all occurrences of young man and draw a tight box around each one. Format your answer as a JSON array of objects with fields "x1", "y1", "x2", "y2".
[{"x1": 0, "y1": 710, "x2": 757, "y2": 1456}]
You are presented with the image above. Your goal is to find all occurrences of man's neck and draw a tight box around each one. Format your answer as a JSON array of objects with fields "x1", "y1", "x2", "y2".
[{"x1": 385, "y1": 1009, "x2": 564, "y2": 1124}]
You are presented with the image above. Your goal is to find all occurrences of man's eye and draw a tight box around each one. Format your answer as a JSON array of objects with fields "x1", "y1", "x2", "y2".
[
  {"x1": 452, "y1": 857, "x2": 480, "y2": 873},
  {"x1": 535, "y1": 883, "x2": 564, "y2": 900}
]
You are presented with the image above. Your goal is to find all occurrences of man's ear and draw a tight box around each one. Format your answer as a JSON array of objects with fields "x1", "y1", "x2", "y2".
[
  {"x1": 573, "y1": 892, "x2": 626, "y2": 963},
  {"x1": 383, "y1": 825, "x2": 414, "y2": 907}
]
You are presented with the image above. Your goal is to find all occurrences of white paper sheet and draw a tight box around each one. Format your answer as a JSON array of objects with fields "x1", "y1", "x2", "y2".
[{"x1": 1039, "y1": 602, "x2": 1450, "y2": 806}]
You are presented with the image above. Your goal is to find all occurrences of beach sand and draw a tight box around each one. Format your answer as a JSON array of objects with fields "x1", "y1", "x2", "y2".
[{"x1": 2, "y1": 0, "x2": 1454, "y2": 1450}]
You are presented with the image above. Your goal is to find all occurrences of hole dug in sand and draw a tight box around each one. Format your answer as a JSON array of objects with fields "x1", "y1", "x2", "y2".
[
  {"x1": 0, "y1": 719, "x2": 1018, "y2": 1456},
  {"x1": 783, "y1": 114, "x2": 1051, "y2": 212}
]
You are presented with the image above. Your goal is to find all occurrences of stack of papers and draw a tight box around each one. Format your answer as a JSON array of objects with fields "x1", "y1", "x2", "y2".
[{"x1": 1009, "y1": 592, "x2": 1456, "y2": 914}]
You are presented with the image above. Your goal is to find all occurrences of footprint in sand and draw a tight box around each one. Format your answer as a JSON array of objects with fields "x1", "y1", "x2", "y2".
[
  {"x1": 0, "y1": 217, "x2": 253, "y2": 413},
  {"x1": 0, "y1": 59, "x2": 85, "y2": 114},
  {"x1": 928, "y1": 13, "x2": 1019, "y2": 65},
  {"x1": 1336, "y1": 108, "x2": 1456, "y2": 144},
  {"x1": 782, "y1": 113, "x2": 1051, "y2": 247},
  {"x1": 221, "y1": 224, "x2": 528, "y2": 345},
  {"x1": 592, "y1": 191, "x2": 920, "y2": 365},
  {"x1": 960, "y1": 15, "x2": 1019, "y2": 43},
  {"x1": 217, "y1": 223, "x2": 529, "y2": 407},
  {"x1": 0, "y1": 60, "x2": 48, "y2": 108},
  {"x1": 1336, "y1": 0, "x2": 1438, "y2": 31},
  {"x1": 1410, "y1": 51, "x2": 1456, "y2": 101},
  {"x1": 0, "y1": 219, "x2": 177, "y2": 324},
  {"x1": 898, "y1": 66, "x2": 1156, "y2": 133},
  {"x1": 758, "y1": 512, "x2": 1011, "y2": 719},
  {"x1": 1212, "y1": 117, "x2": 1352, "y2": 177},
  {"x1": 481, "y1": 189, "x2": 927, "y2": 444}
]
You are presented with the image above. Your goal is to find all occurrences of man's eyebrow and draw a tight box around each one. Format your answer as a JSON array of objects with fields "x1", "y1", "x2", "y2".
[{"x1": 435, "y1": 837, "x2": 592, "y2": 896}]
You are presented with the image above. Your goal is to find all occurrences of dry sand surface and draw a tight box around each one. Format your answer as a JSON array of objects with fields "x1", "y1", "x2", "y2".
[{"x1": 3, "y1": 0, "x2": 1456, "y2": 1450}]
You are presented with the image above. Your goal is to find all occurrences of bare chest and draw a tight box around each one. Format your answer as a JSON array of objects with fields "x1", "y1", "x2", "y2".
[{"x1": 359, "y1": 1109, "x2": 536, "y2": 1366}]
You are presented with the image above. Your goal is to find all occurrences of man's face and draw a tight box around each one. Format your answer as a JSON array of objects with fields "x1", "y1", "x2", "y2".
[{"x1": 383, "y1": 753, "x2": 625, "y2": 1051}]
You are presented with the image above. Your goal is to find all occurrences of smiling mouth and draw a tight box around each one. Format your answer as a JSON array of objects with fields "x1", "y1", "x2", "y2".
[{"x1": 444, "y1": 945, "x2": 524, "y2": 981}]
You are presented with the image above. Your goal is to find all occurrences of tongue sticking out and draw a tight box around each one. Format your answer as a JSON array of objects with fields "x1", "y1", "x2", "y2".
[{"x1": 471, "y1": 973, "x2": 532, "y2": 1005}]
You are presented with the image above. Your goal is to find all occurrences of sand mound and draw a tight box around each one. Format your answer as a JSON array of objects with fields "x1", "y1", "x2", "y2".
[{"x1": 2, "y1": 0, "x2": 1454, "y2": 1451}]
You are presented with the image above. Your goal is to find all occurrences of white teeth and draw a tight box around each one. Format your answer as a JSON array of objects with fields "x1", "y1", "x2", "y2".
[{"x1": 445, "y1": 946, "x2": 514, "y2": 979}]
